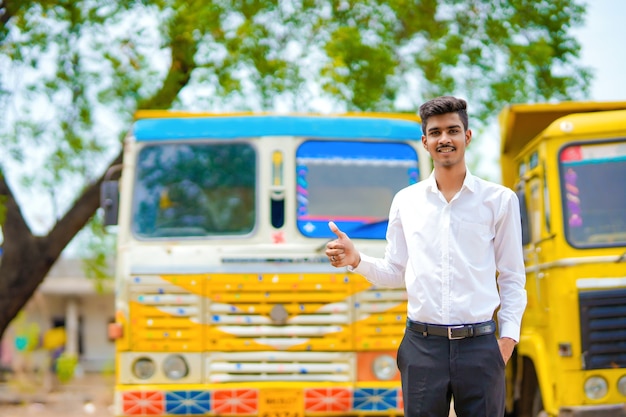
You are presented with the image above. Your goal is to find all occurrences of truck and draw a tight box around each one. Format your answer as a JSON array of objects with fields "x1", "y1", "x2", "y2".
[
  {"x1": 100, "y1": 111, "x2": 430, "y2": 417},
  {"x1": 499, "y1": 101, "x2": 626, "y2": 417}
]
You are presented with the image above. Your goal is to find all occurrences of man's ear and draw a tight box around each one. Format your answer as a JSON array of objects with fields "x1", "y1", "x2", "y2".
[
  {"x1": 422, "y1": 135, "x2": 427, "y2": 149},
  {"x1": 465, "y1": 129, "x2": 472, "y2": 146}
]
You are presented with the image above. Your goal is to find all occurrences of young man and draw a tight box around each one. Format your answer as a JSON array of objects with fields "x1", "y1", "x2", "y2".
[{"x1": 326, "y1": 96, "x2": 527, "y2": 416}]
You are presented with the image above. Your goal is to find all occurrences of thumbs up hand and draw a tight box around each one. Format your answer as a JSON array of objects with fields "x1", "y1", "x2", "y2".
[{"x1": 326, "y1": 221, "x2": 361, "y2": 269}]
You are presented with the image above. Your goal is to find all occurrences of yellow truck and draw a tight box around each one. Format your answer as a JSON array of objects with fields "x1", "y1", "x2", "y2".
[
  {"x1": 100, "y1": 111, "x2": 430, "y2": 417},
  {"x1": 499, "y1": 101, "x2": 626, "y2": 417}
]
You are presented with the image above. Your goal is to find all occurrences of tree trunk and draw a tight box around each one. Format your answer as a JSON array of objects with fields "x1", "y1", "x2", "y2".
[
  {"x1": 0, "y1": 8, "x2": 197, "y2": 339},
  {"x1": 0, "y1": 152, "x2": 123, "y2": 338}
]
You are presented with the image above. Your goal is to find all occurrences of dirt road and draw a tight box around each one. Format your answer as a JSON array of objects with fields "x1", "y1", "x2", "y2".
[{"x1": 0, "y1": 373, "x2": 114, "y2": 417}]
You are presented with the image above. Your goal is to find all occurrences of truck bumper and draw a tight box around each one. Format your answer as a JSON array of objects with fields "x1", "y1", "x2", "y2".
[{"x1": 559, "y1": 404, "x2": 626, "y2": 417}]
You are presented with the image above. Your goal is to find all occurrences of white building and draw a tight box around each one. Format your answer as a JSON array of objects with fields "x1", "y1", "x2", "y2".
[{"x1": 1, "y1": 257, "x2": 115, "y2": 374}]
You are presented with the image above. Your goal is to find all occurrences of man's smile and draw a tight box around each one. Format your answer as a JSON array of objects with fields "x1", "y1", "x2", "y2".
[{"x1": 437, "y1": 146, "x2": 455, "y2": 153}]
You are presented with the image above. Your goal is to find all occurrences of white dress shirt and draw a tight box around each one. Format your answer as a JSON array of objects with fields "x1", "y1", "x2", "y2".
[{"x1": 353, "y1": 169, "x2": 527, "y2": 341}]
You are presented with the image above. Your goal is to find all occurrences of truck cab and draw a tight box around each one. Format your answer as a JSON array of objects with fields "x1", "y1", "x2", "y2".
[{"x1": 500, "y1": 101, "x2": 626, "y2": 417}]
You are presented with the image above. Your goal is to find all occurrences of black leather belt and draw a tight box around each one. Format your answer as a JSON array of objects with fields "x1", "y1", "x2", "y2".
[{"x1": 406, "y1": 318, "x2": 496, "y2": 340}]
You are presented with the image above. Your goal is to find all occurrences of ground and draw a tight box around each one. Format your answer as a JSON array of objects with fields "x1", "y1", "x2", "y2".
[{"x1": 0, "y1": 372, "x2": 114, "y2": 417}]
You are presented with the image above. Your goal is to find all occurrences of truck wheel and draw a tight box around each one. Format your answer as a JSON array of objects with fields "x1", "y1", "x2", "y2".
[
  {"x1": 531, "y1": 384, "x2": 545, "y2": 417},
  {"x1": 514, "y1": 358, "x2": 544, "y2": 417}
]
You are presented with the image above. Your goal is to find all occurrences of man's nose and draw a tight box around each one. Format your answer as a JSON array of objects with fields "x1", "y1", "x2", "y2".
[{"x1": 438, "y1": 133, "x2": 452, "y2": 143}]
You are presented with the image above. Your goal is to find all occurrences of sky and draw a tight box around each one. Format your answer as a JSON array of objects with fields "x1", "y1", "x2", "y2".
[
  {"x1": 473, "y1": 0, "x2": 626, "y2": 181},
  {"x1": 574, "y1": 0, "x2": 626, "y2": 101}
]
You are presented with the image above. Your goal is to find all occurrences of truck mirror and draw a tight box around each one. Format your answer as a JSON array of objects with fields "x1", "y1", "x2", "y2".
[{"x1": 101, "y1": 180, "x2": 119, "y2": 226}]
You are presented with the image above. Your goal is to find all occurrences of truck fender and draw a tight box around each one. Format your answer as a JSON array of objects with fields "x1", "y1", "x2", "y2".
[{"x1": 516, "y1": 332, "x2": 556, "y2": 416}]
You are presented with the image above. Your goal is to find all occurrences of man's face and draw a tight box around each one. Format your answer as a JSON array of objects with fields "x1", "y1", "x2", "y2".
[{"x1": 421, "y1": 112, "x2": 471, "y2": 168}]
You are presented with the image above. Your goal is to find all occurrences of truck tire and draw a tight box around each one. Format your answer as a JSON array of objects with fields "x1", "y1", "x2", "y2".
[
  {"x1": 513, "y1": 358, "x2": 545, "y2": 417},
  {"x1": 531, "y1": 384, "x2": 545, "y2": 417}
]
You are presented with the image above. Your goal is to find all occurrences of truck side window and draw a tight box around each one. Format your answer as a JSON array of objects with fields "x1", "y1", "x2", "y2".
[
  {"x1": 516, "y1": 188, "x2": 531, "y2": 246},
  {"x1": 559, "y1": 141, "x2": 626, "y2": 247}
]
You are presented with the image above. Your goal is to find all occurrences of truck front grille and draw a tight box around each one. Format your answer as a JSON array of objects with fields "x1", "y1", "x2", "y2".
[
  {"x1": 206, "y1": 273, "x2": 356, "y2": 351},
  {"x1": 129, "y1": 276, "x2": 203, "y2": 351},
  {"x1": 206, "y1": 351, "x2": 354, "y2": 383},
  {"x1": 579, "y1": 287, "x2": 626, "y2": 369}
]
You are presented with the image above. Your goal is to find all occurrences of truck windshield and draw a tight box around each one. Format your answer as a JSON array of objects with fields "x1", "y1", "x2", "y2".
[
  {"x1": 132, "y1": 142, "x2": 256, "y2": 238},
  {"x1": 559, "y1": 140, "x2": 626, "y2": 247},
  {"x1": 296, "y1": 140, "x2": 419, "y2": 239}
]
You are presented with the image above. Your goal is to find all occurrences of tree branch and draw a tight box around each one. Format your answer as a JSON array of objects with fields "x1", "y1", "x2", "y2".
[
  {"x1": 137, "y1": 11, "x2": 198, "y2": 109},
  {"x1": 42, "y1": 151, "x2": 124, "y2": 261}
]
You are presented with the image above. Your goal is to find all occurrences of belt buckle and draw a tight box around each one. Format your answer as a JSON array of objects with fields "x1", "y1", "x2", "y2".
[{"x1": 447, "y1": 325, "x2": 466, "y2": 340}]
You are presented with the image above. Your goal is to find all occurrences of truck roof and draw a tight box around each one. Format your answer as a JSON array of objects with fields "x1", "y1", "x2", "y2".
[
  {"x1": 131, "y1": 111, "x2": 423, "y2": 142},
  {"x1": 499, "y1": 100, "x2": 626, "y2": 159}
]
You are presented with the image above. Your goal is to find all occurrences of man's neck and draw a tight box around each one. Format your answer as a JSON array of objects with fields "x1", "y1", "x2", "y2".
[{"x1": 434, "y1": 164, "x2": 466, "y2": 202}]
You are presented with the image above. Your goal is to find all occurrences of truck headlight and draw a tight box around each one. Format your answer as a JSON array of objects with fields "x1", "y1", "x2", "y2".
[
  {"x1": 618, "y1": 375, "x2": 626, "y2": 396},
  {"x1": 372, "y1": 354, "x2": 397, "y2": 380},
  {"x1": 133, "y1": 357, "x2": 156, "y2": 380},
  {"x1": 163, "y1": 355, "x2": 189, "y2": 380},
  {"x1": 584, "y1": 376, "x2": 608, "y2": 399}
]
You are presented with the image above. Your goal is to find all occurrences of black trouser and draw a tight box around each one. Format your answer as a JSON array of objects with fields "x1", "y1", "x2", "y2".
[{"x1": 397, "y1": 325, "x2": 506, "y2": 417}]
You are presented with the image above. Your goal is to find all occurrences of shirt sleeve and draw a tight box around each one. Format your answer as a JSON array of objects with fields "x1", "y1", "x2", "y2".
[
  {"x1": 351, "y1": 195, "x2": 408, "y2": 289},
  {"x1": 494, "y1": 191, "x2": 528, "y2": 342}
]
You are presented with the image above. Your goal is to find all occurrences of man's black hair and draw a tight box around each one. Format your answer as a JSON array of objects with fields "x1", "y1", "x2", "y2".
[{"x1": 419, "y1": 96, "x2": 469, "y2": 132}]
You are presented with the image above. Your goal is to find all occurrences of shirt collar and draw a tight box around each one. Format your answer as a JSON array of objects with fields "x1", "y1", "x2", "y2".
[
  {"x1": 463, "y1": 168, "x2": 476, "y2": 193},
  {"x1": 425, "y1": 172, "x2": 438, "y2": 193},
  {"x1": 426, "y1": 167, "x2": 476, "y2": 194}
]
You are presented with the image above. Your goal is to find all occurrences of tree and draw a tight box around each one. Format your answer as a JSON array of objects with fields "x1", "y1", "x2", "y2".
[{"x1": 0, "y1": 0, "x2": 591, "y2": 338}]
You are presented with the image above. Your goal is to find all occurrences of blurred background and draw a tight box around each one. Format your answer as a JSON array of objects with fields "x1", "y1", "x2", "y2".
[{"x1": 0, "y1": 0, "x2": 625, "y2": 415}]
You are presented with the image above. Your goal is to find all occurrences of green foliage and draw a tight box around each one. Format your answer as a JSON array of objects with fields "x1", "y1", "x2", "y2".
[
  {"x1": 79, "y1": 216, "x2": 116, "y2": 293},
  {"x1": 322, "y1": 25, "x2": 396, "y2": 110},
  {"x1": 1, "y1": 0, "x2": 590, "y2": 247}
]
